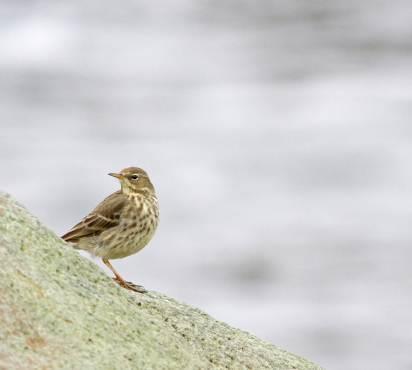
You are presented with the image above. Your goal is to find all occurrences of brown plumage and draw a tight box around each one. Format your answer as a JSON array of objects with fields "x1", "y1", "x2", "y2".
[{"x1": 62, "y1": 167, "x2": 159, "y2": 293}]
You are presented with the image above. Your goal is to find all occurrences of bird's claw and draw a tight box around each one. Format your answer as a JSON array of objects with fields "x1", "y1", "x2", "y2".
[{"x1": 112, "y1": 277, "x2": 147, "y2": 293}]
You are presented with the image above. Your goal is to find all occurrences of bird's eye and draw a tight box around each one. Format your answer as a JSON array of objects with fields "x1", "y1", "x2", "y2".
[{"x1": 130, "y1": 174, "x2": 139, "y2": 180}]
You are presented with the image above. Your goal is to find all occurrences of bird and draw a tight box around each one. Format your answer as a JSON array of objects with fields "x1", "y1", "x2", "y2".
[{"x1": 61, "y1": 167, "x2": 159, "y2": 293}]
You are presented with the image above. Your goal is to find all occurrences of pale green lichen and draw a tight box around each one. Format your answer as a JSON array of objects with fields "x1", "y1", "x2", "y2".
[{"x1": 0, "y1": 193, "x2": 322, "y2": 370}]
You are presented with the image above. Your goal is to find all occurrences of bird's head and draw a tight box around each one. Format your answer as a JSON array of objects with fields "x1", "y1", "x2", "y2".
[{"x1": 109, "y1": 167, "x2": 155, "y2": 196}]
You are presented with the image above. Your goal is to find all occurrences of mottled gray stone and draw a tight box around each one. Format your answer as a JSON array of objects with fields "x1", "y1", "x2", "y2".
[{"x1": 0, "y1": 193, "x2": 322, "y2": 370}]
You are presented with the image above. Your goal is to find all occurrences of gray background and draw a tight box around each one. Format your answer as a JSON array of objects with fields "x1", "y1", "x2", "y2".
[{"x1": 1, "y1": 1, "x2": 412, "y2": 369}]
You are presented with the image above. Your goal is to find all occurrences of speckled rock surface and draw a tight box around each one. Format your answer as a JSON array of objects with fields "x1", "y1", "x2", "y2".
[{"x1": 0, "y1": 193, "x2": 322, "y2": 370}]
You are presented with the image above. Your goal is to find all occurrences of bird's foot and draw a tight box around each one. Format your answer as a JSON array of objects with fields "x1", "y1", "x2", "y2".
[{"x1": 113, "y1": 277, "x2": 147, "y2": 293}]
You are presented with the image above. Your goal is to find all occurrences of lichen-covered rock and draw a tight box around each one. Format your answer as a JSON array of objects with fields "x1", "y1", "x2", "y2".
[{"x1": 0, "y1": 193, "x2": 322, "y2": 370}]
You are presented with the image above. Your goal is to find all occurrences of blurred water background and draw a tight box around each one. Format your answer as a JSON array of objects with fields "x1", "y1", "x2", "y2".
[{"x1": 1, "y1": 1, "x2": 412, "y2": 369}]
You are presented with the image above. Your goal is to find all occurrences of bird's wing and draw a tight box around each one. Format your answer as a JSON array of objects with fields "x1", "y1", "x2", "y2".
[{"x1": 61, "y1": 191, "x2": 126, "y2": 243}]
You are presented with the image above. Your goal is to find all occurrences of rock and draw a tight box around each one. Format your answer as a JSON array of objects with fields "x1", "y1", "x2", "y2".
[{"x1": 0, "y1": 193, "x2": 322, "y2": 370}]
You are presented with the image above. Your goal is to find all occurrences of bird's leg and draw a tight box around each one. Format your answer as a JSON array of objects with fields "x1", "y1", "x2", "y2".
[
  {"x1": 102, "y1": 258, "x2": 147, "y2": 293},
  {"x1": 102, "y1": 258, "x2": 124, "y2": 281}
]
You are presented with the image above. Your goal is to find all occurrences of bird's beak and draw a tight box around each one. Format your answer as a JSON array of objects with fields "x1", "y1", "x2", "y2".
[{"x1": 108, "y1": 172, "x2": 123, "y2": 179}]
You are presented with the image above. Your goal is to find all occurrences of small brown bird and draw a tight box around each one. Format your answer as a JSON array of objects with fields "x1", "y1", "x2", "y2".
[{"x1": 62, "y1": 167, "x2": 159, "y2": 293}]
